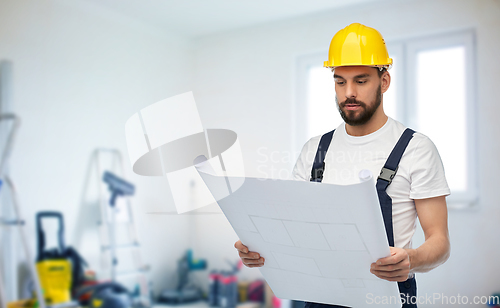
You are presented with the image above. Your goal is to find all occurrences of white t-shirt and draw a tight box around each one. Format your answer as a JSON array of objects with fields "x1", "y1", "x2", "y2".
[{"x1": 291, "y1": 117, "x2": 450, "y2": 249}]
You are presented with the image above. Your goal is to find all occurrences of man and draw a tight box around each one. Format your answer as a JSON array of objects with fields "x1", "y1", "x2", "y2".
[{"x1": 234, "y1": 23, "x2": 450, "y2": 308}]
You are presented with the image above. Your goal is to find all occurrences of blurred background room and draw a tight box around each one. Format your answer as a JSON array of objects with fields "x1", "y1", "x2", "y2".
[{"x1": 0, "y1": 0, "x2": 499, "y2": 308}]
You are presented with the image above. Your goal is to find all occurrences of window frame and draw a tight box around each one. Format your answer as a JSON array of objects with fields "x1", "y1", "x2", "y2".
[{"x1": 292, "y1": 52, "x2": 329, "y2": 154}]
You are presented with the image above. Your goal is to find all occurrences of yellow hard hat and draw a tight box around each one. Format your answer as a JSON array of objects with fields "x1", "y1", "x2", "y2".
[{"x1": 324, "y1": 23, "x2": 392, "y2": 71}]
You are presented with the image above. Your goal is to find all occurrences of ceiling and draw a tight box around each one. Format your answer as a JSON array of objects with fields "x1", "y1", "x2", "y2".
[{"x1": 80, "y1": 0, "x2": 385, "y2": 38}]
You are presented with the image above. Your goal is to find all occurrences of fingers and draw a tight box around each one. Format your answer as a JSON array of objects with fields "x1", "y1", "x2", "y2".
[
  {"x1": 244, "y1": 257, "x2": 265, "y2": 268},
  {"x1": 240, "y1": 254, "x2": 265, "y2": 268},
  {"x1": 391, "y1": 250, "x2": 408, "y2": 264},
  {"x1": 371, "y1": 258, "x2": 409, "y2": 272},
  {"x1": 373, "y1": 248, "x2": 410, "y2": 281},
  {"x1": 371, "y1": 259, "x2": 410, "y2": 282},
  {"x1": 371, "y1": 267, "x2": 407, "y2": 277},
  {"x1": 377, "y1": 247, "x2": 408, "y2": 266},
  {"x1": 234, "y1": 240, "x2": 248, "y2": 253},
  {"x1": 238, "y1": 250, "x2": 259, "y2": 260},
  {"x1": 371, "y1": 268, "x2": 409, "y2": 282},
  {"x1": 375, "y1": 254, "x2": 400, "y2": 266},
  {"x1": 234, "y1": 240, "x2": 265, "y2": 268}
]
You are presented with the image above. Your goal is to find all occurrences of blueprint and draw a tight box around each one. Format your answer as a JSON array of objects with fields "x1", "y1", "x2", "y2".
[{"x1": 195, "y1": 160, "x2": 402, "y2": 308}]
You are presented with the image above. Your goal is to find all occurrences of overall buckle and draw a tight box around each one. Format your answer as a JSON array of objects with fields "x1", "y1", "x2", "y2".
[{"x1": 378, "y1": 166, "x2": 398, "y2": 184}]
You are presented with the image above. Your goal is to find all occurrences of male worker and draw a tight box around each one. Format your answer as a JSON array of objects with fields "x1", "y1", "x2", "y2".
[{"x1": 234, "y1": 23, "x2": 450, "y2": 308}]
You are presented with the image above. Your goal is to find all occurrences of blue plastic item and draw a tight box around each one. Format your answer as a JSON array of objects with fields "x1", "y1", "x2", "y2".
[{"x1": 102, "y1": 171, "x2": 135, "y2": 206}]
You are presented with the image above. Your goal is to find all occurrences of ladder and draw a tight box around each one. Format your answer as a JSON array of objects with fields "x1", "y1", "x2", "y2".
[
  {"x1": 0, "y1": 114, "x2": 45, "y2": 308},
  {"x1": 90, "y1": 148, "x2": 150, "y2": 305}
]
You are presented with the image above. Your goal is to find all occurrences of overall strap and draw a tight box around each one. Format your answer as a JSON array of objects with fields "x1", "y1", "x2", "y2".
[
  {"x1": 376, "y1": 128, "x2": 415, "y2": 191},
  {"x1": 376, "y1": 128, "x2": 415, "y2": 249},
  {"x1": 310, "y1": 129, "x2": 335, "y2": 182}
]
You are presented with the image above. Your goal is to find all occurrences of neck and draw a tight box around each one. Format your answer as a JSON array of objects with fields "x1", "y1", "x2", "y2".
[{"x1": 345, "y1": 110, "x2": 388, "y2": 137}]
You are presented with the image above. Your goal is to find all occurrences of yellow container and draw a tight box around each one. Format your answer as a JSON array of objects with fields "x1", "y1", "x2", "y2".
[
  {"x1": 36, "y1": 259, "x2": 72, "y2": 304},
  {"x1": 7, "y1": 299, "x2": 36, "y2": 308}
]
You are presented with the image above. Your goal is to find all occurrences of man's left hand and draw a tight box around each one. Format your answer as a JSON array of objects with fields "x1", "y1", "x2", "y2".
[{"x1": 370, "y1": 247, "x2": 411, "y2": 282}]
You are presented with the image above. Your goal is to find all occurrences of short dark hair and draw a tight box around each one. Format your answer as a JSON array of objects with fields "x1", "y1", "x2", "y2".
[{"x1": 377, "y1": 67, "x2": 387, "y2": 78}]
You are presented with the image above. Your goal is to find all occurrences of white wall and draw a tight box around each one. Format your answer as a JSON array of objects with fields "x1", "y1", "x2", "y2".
[
  {"x1": 191, "y1": 0, "x2": 500, "y2": 305},
  {"x1": 0, "y1": 0, "x2": 195, "y2": 297}
]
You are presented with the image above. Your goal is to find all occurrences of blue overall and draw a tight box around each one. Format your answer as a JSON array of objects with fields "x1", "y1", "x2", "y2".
[{"x1": 305, "y1": 128, "x2": 418, "y2": 308}]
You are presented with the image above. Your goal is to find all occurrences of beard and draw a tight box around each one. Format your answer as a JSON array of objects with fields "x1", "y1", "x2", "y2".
[{"x1": 336, "y1": 84, "x2": 382, "y2": 126}]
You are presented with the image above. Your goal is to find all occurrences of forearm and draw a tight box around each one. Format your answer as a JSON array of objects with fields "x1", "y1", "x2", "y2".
[{"x1": 405, "y1": 233, "x2": 450, "y2": 273}]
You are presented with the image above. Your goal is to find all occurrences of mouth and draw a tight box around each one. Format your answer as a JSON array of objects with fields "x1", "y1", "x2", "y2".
[{"x1": 344, "y1": 104, "x2": 361, "y2": 111}]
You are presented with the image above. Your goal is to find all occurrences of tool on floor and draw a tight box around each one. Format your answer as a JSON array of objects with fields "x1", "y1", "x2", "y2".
[
  {"x1": 217, "y1": 259, "x2": 242, "y2": 308},
  {"x1": 75, "y1": 282, "x2": 132, "y2": 308},
  {"x1": 158, "y1": 249, "x2": 207, "y2": 304},
  {"x1": 35, "y1": 211, "x2": 88, "y2": 305},
  {"x1": 35, "y1": 211, "x2": 72, "y2": 305}
]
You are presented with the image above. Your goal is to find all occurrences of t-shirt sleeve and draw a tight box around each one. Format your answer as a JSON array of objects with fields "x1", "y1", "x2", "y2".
[
  {"x1": 292, "y1": 140, "x2": 313, "y2": 181},
  {"x1": 408, "y1": 136, "x2": 451, "y2": 199}
]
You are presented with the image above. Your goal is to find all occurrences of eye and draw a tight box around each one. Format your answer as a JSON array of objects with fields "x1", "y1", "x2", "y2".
[
  {"x1": 335, "y1": 80, "x2": 345, "y2": 85},
  {"x1": 357, "y1": 80, "x2": 367, "y2": 84}
]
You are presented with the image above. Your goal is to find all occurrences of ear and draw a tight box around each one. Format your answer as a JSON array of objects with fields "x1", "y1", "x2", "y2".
[{"x1": 381, "y1": 71, "x2": 391, "y2": 94}]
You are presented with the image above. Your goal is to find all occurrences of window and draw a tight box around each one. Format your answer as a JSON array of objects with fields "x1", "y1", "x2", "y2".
[{"x1": 294, "y1": 30, "x2": 478, "y2": 207}]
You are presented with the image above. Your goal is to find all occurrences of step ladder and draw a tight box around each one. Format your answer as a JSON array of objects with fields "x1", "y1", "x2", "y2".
[
  {"x1": 91, "y1": 148, "x2": 150, "y2": 305},
  {"x1": 0, "y1": 114, "x2": 45, "y2": 308}
]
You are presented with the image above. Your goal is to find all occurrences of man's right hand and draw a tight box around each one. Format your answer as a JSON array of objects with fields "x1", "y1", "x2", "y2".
[{"x1": 234, "y1": 240, "x2": 265, "y2": 268}]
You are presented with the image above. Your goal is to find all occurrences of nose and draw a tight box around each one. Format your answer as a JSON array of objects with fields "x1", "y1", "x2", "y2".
[{"x1": 345, "y1": 81, "x2": 357, "y2": 99}]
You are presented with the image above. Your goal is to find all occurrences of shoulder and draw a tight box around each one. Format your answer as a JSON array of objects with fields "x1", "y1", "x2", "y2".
[
  {"x1": 390, "y1": 120, "x2": 450, "y2": 198},
  {"x1": 296, "y1": 134, "x2": 323, "y2": 168},
  {"x1": 402, "y1": 128, "x2": 448, "y2": 184},
  {"x1": 405, "y1": 131, "x2": 450, "y2": 198},
  {"x1": 307, "y1": 134, "x2": 323, "y2": 146},
  {"x1": 408, "y1": 131, "x2": 440, "y2": 157},
  {"x1": 390, "y1": 118, "x2": 437, "y2": 152},
  {"x1": 301, "y1": 134, "x2": 322, "y2": 153},
  {"x1": 389, "y1": 119, "x2": 445, "y2": 171},
  {"x1": 292, "y1": 130, "x2": 336, "y2": 181},
  {"x1": 298, "y1": 128, "x2": 340, "y2": 158}
]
